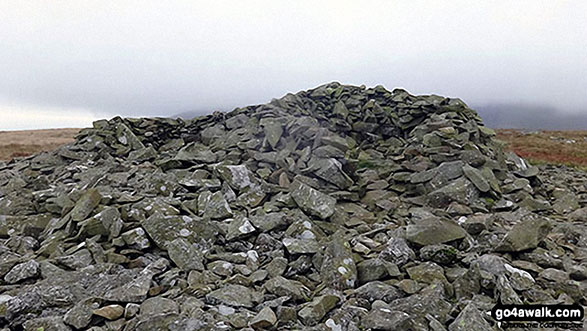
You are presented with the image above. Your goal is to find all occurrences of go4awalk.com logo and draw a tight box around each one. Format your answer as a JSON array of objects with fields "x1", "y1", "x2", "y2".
[{"x1": 491, "y1": 304, "x2": 584, "y2": 329}]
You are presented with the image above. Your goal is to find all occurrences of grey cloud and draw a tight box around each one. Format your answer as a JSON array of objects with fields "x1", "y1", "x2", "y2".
[{"x1": 0, "y1": 0, "x2": 586, "y2": 124}]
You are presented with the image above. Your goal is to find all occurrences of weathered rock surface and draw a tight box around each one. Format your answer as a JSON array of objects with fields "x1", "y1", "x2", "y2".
[{"x1": 0, "y1": 82, "x2": 585, "y2": 329}]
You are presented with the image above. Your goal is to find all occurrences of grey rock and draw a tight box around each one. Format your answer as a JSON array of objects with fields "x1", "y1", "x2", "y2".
[
  {"x1": 265, "y1": 257, "x2": 288, "y2": 277},
  {"x1": 64, "y1": 297, "x2": 102, "y2": 329},
  {"x1": 216, "y1": 164, "x2": 257, "y2": 191},
  {"x1": 261, "y1": 118, "x2": 283, "y2": 149},
  {"x1": 406, "y1": 262, "x2": 448, "y2": 284},
  {"x1": 175, "y1": 142, "x2": 217, "y2": 163},
  {"x1": 496, "y1": 274, "x2": 522, "y2": 304},
  {"x1": 362, "y1": 308, "x2": 414, "y2": 331},
  {"x1": 463, "y1": 164, "x2": 490, "y2": 192},
  {"x1": 553, "y1": 193, "x2": 579, "y2": 214},
  {"x1": 104, "y1": 275, "x2": 152, "y2": 303},
  {"x1": 353, "y1": 281, "x2": 404, "y2": 303},
  {"x1": 357, "y1": 258, "x2": 400, "y2": 284},
  {"x1": 282, "y1": 237, "x2": 320, "y2": 254},
  {"x1": 142, "y1": 212, "x2": 218, "y2": 249},
  {"x1": 4, "y1": 260, "x2": 39, "y2": 284},
  {"x1": 225, "y1": 216, "x2": 256, "y2": 241},
  {"x1": 406, "y1": 218, "x2": 467, "y2": 246},
  {"x1": 427, "y1": 178, "x2": 479, "y2": 208},
  {"x1": 249, "y1": 306, "x2": 277, "y2": 329},
  {"x1": 207, "y1": 260, "x2": 233, "y2": 277},
  {"x1": 496, "y1": 215, "x2": 552, "y2": 252},
  {"x1": 198, "y1": 191, "x2": 233, "y2": 219},
  {"x1": 290, "y1": 180, "x2": 336, "y2": 219},
  {"x1": 93, "y1": 304, "x2": 124, "y2": 320},
  {"x1": 70, "y1": 189, "x2": 102, "y2": 222},
  {"x1": 167, "y1": 238, "x2": 205, "y2": 271},
  {"x1": 379, "y1": 236, "x2": 416, "y2": 266},
  {"x1": 121, "y1": 227, "x2": 151, "y2": 250},
  {"x1": 568, "y1": 207, "x2": 587, "y2": 221},
  {"x1": 420, "y1": 244, "x2": 459, "y2": 265},
  {"x1": 23, "y1": 316, "x2": 72, "y2": 331},
  {"x1": 309, "y1": 158, "x2": 354, "y2": 189},
  {"x1": 55, "y1": 249, "x2": 93, "y2": 270},
  {"x1": 298, "y1": 295, "x2": 339, "y2": 326},
  {"x1": 139, "y1": 296, "x2": 179, "y2": 316},
  {"x1": 89, "y1": 206, "x2": 123, "y2": 238},
  {"x1": 448, "y1": 303, "x2": 492, "y2": 331},
  {"x1": 206, "y1": 284, "x2": 259, "y2": 308},
  {"x1": 390, "y1": 283, "x2": 452, "y2": 324},
  {"x1": 264, "y1": 276, "x2": 309, "y2": 301},
  {"x1": 125, "y1": 303, "x2": 140, "y2": 319},
  {"x1": 321, "y1": 239, "x2": 357, "y2": 289},
  {"x1": 249, "y1": 212, "x2": 286, "y2": 232}
]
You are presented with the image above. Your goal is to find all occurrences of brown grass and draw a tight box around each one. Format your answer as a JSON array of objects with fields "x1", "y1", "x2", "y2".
[
  {"x1": 496, "y1": 129, "x2": 587, "y2": 169},
  {"x1": 0, "y1": 128, "x2": 81, "y2": 161}
]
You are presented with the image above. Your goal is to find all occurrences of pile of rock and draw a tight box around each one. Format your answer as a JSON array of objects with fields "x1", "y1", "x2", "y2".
[{"x1": 0, "y1": 82, "x2": 585, "y2": 330}]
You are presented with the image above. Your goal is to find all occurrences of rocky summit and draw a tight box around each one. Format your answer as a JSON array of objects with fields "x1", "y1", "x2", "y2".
[{"x1": 0, "y1": 82, "x2": 585, "y2": 330}]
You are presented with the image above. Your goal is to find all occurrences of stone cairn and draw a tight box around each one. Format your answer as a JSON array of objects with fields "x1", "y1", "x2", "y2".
[{"x1": 0, "y1": 82, "x2": 585, "y2": 330}]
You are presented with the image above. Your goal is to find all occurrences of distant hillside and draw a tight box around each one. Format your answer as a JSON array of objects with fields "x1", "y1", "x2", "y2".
[
  {"x1": 473, "y1": 103, "x2": 587, "y2": 130},
  {"x1": 497, "y1": 129, "x2": 587, "y2": 170},
  {"x1": 0, "y1": 128, "x2": 79, "y2": 161}
]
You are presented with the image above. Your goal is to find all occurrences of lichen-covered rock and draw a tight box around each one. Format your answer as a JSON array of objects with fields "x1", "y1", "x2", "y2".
[
  {"x1": 420, "y1": 244, "x2": 459, "y2": 265},
  {"x1": 104, "y1": 275, "x2": 152, "y2": 303},
  {"x1": 174, "y1": 142, "x2": 217, "y2": 163},
  {"x1": 4, "y1": 260, "x2": 39, "y2": 284},
  {"x1": 249, "y1": 306, "x2": 277, "y2": 329},
  {"x1": 139, "y1": 296, "x2": 179, "y2": 316},
  {"x1": 216, "y1": 164, "x2": 257, "y2": 191},
  {"x1": 462, "y1": 164, "x2": 491, "y2": 193},
  {"x1": 142, "y1": 212, "x2": 218, "y2": 249},
  {"x1": 352, "y1": 281, "x2": 404, "y2": 303},
  {"x1": 361, "y1": 307, "x2": 414, "y2": 331},
  {"x1": 406, "y1": 262, "x2": 448, "y2": 284},
  {"x1": 496, "y1": 215, "x2": 552, "y2": 252},
  {"x1": 290, "y1": 180, "x2": 336, "y2": 219},
  {"x1": 205, "y1": 284, "x2": 259, "y2": 308},
  {"x1": 282, "y1": 237, "x2": 320, "y2": 254},
  {"x1": 70, "y1": 189, "x2": 102, "y2": 222},
  {"x1": 357, "y1": 258, "x2": 399, "y2": 284},
  {"x1": 298, "y1": 295, "x2": 339, "y2": 326},
  {"x1": 427, "y1": 178, "x2": 479, "y2": 208},
  {"x1": 225, "y1": 216, "x2": 256, "y2": 241},
  {"x1": 22, "y1": 316, "x2": 71, "y2": 331},
  {"x1": 264, "y1": 276, "x2": 310, "y2": 301},
  {"x1": 448, "y1": 303, "x2": 492, "y2": 331},
  {"x1": 64, "y1": 297, "x2": 102, "y2": 329},
  {"x1": 198, "y1": 191, "x2": 233, "y2": 219},
  {"x1": 379, "y1": 236, "x2": 416, "y2": 266},
  {"x1": 167, "y1": 238, "x2": 205, "y2": 271},
  {"x1": 406, "y1": 218, "x2": 467, "y2": 246},
  {"x1": 93, "y1": 304, "x2": 124, "y2": 320},
  {"x1": 321, "y1": 239, "x2": 357, "y2": 289},
  {"x1": 121, "y1": 227, "x2": 151, "y2": 250}
]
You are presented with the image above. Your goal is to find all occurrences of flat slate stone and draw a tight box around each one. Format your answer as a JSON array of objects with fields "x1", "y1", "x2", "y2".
[
  {"x1": 406, "y1": 218, "x2": 467, "y2": 246},
  {"x1": 290, "y1": 180, "x2": 336, "y2": 219}
]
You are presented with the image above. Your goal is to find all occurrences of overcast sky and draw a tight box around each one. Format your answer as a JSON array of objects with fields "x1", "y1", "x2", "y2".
[{"x1": 1, "y1": 1, "x2": 586, "y2": 130}]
